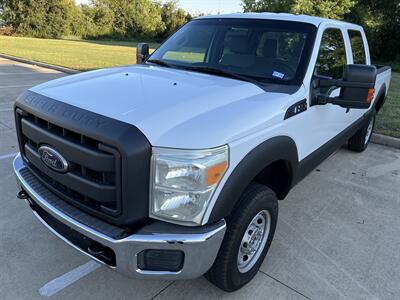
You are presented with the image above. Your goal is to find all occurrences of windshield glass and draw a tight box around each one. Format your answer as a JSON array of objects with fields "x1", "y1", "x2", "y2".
[{"x1": 149, "y1": 18, "x2": 317, "y2": 85}]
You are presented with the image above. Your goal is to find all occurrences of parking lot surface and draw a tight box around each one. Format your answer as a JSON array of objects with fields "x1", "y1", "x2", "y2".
[{"x1": 1, "y1": 57, "x2": 400, "y2": 299}]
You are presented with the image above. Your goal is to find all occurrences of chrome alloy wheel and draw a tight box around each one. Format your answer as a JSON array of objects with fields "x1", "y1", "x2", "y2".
[
  {"x1": 237, "y1": 210, "x2": 271, "y2": 273},
  {"x1": 365, "y1": 117, "x2": 374, "y2": 145}
]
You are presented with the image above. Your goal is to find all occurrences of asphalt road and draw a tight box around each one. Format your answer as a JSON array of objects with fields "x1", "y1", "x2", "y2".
[{"x1": 1, "y1": 57, "x2": 400, "y2": 299}]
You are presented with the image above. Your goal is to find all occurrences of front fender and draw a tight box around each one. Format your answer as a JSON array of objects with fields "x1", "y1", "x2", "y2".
[{"x1": 207, "y1": 136, "x2": 299, "y2": 224}]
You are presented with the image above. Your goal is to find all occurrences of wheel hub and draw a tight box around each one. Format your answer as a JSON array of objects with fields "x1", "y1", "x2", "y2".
[{"x1": 237, "y1": 210, "x2": 271, "y2": 273}]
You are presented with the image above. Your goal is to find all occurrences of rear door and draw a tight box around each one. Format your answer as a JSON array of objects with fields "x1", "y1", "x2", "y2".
[{"x1": 346, "y1": 28, "x2": 375, "y2": 120}]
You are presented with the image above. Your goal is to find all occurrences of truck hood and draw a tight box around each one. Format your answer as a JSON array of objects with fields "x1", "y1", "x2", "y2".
[{"x1": 31, "y1": 65, "x2": 295, "y2": 148}]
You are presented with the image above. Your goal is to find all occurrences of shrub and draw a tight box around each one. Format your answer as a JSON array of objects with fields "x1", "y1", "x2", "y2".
[{"x1": 0, "y1": 25, "x2": 15, "y2": 36}]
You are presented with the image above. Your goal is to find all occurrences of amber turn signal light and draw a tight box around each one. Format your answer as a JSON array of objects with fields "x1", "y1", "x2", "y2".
[
  {"x1": 207, "y1": 161, "x2": 228, "y2": 186},
  {"x1": 367, "y1": 88, "x2": 375, "y2": 103}
]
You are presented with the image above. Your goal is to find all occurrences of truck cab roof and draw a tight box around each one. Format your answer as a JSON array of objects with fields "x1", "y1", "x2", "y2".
[{"x1": 199, "y1": 12, "x2": 362, "y2": 29}]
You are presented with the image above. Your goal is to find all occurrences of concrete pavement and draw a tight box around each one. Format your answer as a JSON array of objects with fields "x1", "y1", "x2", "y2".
[{"x1": 1, "y1": 57, "x2": 399, "y2": 299}]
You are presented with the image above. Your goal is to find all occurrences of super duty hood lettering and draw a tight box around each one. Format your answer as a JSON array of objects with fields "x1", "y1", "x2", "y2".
[{"x1": 20, "y1": 91, "x2": 110, "y2": 130}]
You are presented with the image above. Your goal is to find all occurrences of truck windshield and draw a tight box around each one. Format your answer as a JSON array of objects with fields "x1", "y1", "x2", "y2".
[{"x1": 149, "y1": 18, "x2": 317, "y2": 85}]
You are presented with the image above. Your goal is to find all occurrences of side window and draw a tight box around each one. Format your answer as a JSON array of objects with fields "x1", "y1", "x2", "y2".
[
  {"x1": 315, "y1": 28, "x2": 347, "y2": 79},
  {"x1": 348, "y1": 30, "x2": 367, "y2": 64}
]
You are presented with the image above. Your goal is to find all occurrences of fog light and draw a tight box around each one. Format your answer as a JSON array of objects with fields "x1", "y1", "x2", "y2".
[{"x1": 137, "y1": 249, "x2": 184, "y2": 272}]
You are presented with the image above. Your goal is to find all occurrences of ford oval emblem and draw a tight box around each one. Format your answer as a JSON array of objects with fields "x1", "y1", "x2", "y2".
[{"x1": 38, "y1": 145, "x2": 69, "y2": 173}]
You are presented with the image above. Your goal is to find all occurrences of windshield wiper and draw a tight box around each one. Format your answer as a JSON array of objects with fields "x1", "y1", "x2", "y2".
[
  {"x1": 147, "y1": 61, "x2": 264, "y2": 86},
  {"x1": 180, "y1": 66, "x2": 263, "y2": 85},
  {"x1": 146, "y1": 59, "x2": 173, "y2": 68}
]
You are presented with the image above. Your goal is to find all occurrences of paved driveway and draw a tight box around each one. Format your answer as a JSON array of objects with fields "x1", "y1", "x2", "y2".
[{"x1": 1, "y1": 57, "x2": 400, "y2": 299}]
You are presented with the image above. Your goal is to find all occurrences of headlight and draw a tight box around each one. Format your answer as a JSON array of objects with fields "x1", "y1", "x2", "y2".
[{"x1": 150, "y1": 145, "x2": 229, "y2": 225}]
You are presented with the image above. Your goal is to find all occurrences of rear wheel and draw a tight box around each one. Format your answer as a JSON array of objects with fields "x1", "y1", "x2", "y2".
[
  {"x1": 348, "y1": 110, "x2": 376, "y2": 152},
  {"x1": 205, "y1": 183, "x2": 278, "y2": 292}
]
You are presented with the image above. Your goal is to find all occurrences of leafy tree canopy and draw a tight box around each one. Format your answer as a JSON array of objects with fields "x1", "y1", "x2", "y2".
[
  {"x1": 243, "y1": 0, "x2": 356, "y2": 19},
  {"x1": 242, "y1": 0, "x2": 400, "y2": 61},
  {"x1": 0, "y1": 0, "x2": 192, "y2": 40},
  {"x1": 0, "y1": 0, "x2": 75, "y2": 38}
]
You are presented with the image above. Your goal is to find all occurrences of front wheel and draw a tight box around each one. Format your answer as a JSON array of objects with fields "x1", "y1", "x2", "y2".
[
  {"x1": 348, "y1": 110, "x2": 376, "y2": 152},
  {"x1": 205, "y1": 183, "x2": 278, "y2": 292}
]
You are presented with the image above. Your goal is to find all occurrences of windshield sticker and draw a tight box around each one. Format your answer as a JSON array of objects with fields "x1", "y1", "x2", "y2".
[{"x1": 272, "y1": 71, "x2": 285, "y2": 79}]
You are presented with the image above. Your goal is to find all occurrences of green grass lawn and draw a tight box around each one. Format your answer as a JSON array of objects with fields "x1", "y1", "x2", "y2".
[
  {"x1": 375, "y1": 71, "x2": 400, "y2": 138},
  {"x1": 0, "y1": 35, "x2": 159, "y2": 71},
  {"x1": 1, "y1": 35, "x2": 399, "y2": 138}
]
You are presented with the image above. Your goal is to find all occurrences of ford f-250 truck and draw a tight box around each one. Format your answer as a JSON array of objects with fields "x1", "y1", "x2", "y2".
[{"x1": 13, "y1": 13, "x2": 391, "y2": 291}]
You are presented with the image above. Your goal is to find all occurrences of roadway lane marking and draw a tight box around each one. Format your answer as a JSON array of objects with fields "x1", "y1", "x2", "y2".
[
  {"x1": 0, "y1": 108, "x2": 13, "y2": 112},
  {"x1": 0, "y1": 152, "x2": 18, "y2": 160},
  {"x1": 39, "y1": 261, "x2": 101, "y2": 297}
]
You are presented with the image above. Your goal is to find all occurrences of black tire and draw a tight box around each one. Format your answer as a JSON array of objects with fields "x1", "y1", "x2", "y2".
[
  {"x1": 205, "y1": 183, "x2": 278, "y2": 292},
  {"x1": 348, "y1": 110, "x2": 376, "y2": 152}
]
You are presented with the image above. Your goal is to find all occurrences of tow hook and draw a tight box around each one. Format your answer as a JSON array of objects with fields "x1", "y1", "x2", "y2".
[
  {"x1": 17, "y1": 190, "x2": 28, "y2": 200},
  {"x1": 17, "y1": 190, "x2": 34, "y2": 206},
  {"x1": 88, "y1": 242, "x2": 115, "y2": 264},
  {"x1": 88, "y1": 242, "x2": 106, "y2": 256}
]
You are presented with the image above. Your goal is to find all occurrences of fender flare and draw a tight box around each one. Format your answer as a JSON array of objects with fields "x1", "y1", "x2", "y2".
[
  {"x1": 207, "y1": 136, "x2": 298, "y2": 224},
  {"x1": 374, "y1": 83, "x2": 387, "y2": 112}
]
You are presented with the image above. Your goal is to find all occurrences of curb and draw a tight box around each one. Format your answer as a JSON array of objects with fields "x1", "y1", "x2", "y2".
[
  {"x1": 371, "y1": 133, "x2": 400, "y2": 149},
  {"x1": 0, "y1": 53, "x2": 80, "y2": 74}
]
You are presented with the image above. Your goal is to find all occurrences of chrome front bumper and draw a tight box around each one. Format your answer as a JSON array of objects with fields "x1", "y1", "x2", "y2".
[{"x1": 13, "y1": 154, "x2": 226, "y2": 279}]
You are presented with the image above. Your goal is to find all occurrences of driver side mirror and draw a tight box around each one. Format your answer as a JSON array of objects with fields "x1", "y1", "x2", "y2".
[
  {"x1": 136, "y1": 43, "x2": 149, "y2": 64},
  {"x1": 313, "y1": 65, "x2": 377, "y2": 109}
]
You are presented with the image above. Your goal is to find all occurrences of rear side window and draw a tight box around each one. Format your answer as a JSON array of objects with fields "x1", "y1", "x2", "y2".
[
  {"x1": 315, "y1": 28, "x2": 347, "y2": 79},
  {"x1": 348, "y1": 30, "x2": 367, "y2": 64}
]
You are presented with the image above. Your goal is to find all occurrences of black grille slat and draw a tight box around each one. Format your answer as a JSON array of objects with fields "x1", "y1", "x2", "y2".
[
  {"x1": 28, "y1": 163, "x2": 117, "y2": 214},
  {"x1": 17, "y1": 111, "x2": 121, "y2": 217},
  {"x1": 24, "y1": 144, "x2": 116, "y2": 203},
  {"x1": 21, "y1": 118, "x2": 114, "y2": 172}
]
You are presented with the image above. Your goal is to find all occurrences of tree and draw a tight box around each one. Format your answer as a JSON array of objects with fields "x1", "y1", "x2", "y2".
[
  {"x1": 242, "y1": 0, "x2": 294, "y2": 13},
  {"x1": 242, "y1": 0, "x2": 356, "y2": 19},
  {"x1": 159, "y1": 1, "x2": 189, "y2": 38},
  {"x1": 345, "y1": 0, "x2": 400, "y2": 61},
  {"x1": 95, "y1": 0, "x2": 165, "y2": 38},
  {"x1": 291, "y1": 0, "x2": 356, "y2": 19},
  {"x1": 78, "y1": 1, "x2": 114, "y2": 37},
  {"x1": 242, "y1": 0, "x2": 399, "y2": 62},
  {"x1": 0, "y1": 0, "x2": 75, "y2": 38}
]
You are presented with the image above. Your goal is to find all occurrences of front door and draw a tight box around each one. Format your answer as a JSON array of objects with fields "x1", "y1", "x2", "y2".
[{"x1": 304, "y1": 26, "x2": 353, "y2": 155}]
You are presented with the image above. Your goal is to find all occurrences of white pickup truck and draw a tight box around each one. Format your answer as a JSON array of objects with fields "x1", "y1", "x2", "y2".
[{"x1": 13, "y1": 13, "x2": 391, "y2": 291}]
